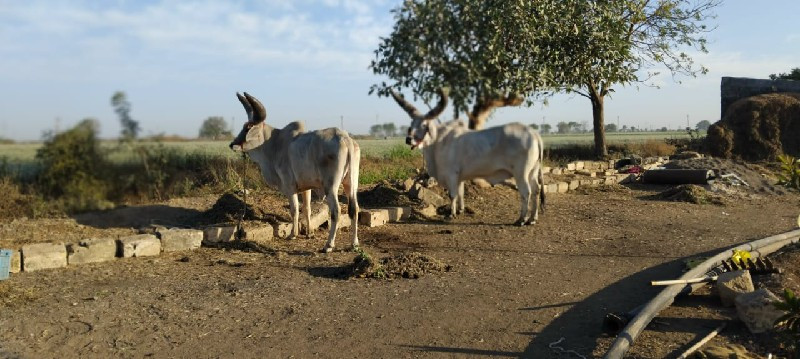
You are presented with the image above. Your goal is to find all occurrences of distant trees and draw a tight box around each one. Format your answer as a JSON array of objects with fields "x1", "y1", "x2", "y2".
[
  {"x1": 540, "y1": 124, "x2": 552, "y2": 134},
  {"x1": 111, "y1": 91, "x2": 140, "y2": 141},
  {"x1": 369, "y1": 122, "x2": 401, "y2": 138},
  {"x1": 529, "y1": 123, "x2": 539, "y2": 130},
  {"x1": 695, "y1": 120, "x2": 711, "y2": 131},
  {"x1": 604, "y1": 123, "x2": 618, "y2": 133},
  {"x1": 769, "y1": 67, "x2": 800, "y2": 81},
  {"x1": 198, "y1": 116, "x2": 232, "y2": 140}
]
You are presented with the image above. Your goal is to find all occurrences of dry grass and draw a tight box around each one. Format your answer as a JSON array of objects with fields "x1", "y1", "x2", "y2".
[{"x1": 0, "y1": 281, "x2": 38, "y2": 308}]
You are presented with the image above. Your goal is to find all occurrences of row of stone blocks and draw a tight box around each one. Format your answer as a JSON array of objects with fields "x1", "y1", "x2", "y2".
[
  {"x1": 6, "y1": 229, "x2": 203, "y2": 273},
  {"x1": 542, "y1": 173, "x2": 637, "y2": 194},
  {"x1": 203, "y1": 206, "x2": 412, "y2": 245}
]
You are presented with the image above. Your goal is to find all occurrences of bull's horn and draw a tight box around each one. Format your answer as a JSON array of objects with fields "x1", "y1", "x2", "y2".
[
  {"x1": 243, "y1": 92, "x2": 267, "y2": 123},
  {"x1": 389, "y1": 89, "x2": 423, "y2": 119},
  {"x1": 424, "y1": 88, "x2": 448, "y2": 120},
  {"x1": 236, "y1": 92, "x2": 254, "y2": 123}
]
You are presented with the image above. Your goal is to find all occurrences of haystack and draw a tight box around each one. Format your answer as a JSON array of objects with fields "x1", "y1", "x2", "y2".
[{"x1": 706, "y1": 93, "x2": 800, "y2": 160}]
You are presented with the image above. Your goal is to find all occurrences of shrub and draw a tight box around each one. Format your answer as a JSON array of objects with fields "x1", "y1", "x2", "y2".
[
  {"x1": 777, "y1": 154, "x2": 800, "y2": 190},
  {"x1": 774, "y1": 288, "x2": 800, "y2": 357}
]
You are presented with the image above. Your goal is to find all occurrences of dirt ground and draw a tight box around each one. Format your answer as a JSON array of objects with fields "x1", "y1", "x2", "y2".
[{"x1": 1, "y1": 179, "x2": 800, "y2": 358}]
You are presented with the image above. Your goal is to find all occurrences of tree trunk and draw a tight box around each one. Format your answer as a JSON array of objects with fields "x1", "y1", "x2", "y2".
[
  {"x1": 468, "y1": 106, "x2": 494, "y2": 130},
  {"x1": 467, "y1": 95, "x2": 524, "y2": 130},
  {"x1": 590, "y1": 92, "x2": 608, "y2": 158}
]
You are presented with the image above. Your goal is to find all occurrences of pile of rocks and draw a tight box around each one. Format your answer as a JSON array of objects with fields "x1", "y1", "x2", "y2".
[{"x1": 716, "y1": 270, "x2": 786, "y2": 334}]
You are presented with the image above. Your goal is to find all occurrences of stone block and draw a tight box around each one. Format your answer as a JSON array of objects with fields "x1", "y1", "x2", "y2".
[
  {"x1": 67, "y1": 238, "x2": 117, "y2": 265},
  {"x1": 21, "y1": 243, "x2": 67, "y2": 272},
  {"x1": 568, "y1": 180, "x2": 580, "y2": 190},
  {"x1": 578, "y1": 179, "x2": 593, "y2": 187},
  {"x1": 546, "y1": 183, "x2": 558, "y2": 194},
  {"x1": 9, "y1": 249, "x2": 21, "y2": 273},
  {"x1": 716, "y1": 270, "x2": 754, "y2": 307},
  {"x1": 591, "y1": 179, "x2": 603, "y2": 186},
  {"x1": 158, "y1": 229, "x2": 203, "y2": 252},
  {"x1": 203, "y1": 226, "x2": 237, "y2": 244},
  {"x1": 386, "y1": 207, "x2": 411, "y2": 222},
  {"x1": 542, "y1": 166, "x2": 551, "y2": 174},
  {"x1": 359, "y1": 209, "x2": 389, "y2": 228},
  {"x1": 557, "y1": 182, "x2": 569, "y2": 193},
  {"x1": 414, "y1": 205, "x2": 438, "y2": 218},
  {"x1": 118, "y1": 234, "x2": 161, "y2": 258},
  {"x1": 302, "y1": 204, "x2": 330, "y2": 233},
  {"x1": 334, "y1": 214, "x2": 352, "y2": 229},
  {"x1": 241, "y1": 223, "x2": 273, "y2": 244},
  {"x1": 603, "y1": 177, "x2": 615, "y2": 185},
  {"x1": 575, "y1": 161, "x2": 585, "y2": 170},
  {"x1": 551, "y1": 168, "x2": 563, "y2": 175},
  {"x1": 274, "y1": 222, "x2": 293, "y2": 239},
  {"x1": 597, "y1": 162, "x2": 608, "y2": 170},
  {"x1": 566, "y1": 163, "x2": 576, "y2": 171},
  {"x1": 401, "y1": 178, "x2": 416, "y2": 192},
  {"x1": 576, "y1": 170, "x2": 596, "y2": 177},
  {"x1": 735, "y1": 288, "x2": 784, "y2": 334}
]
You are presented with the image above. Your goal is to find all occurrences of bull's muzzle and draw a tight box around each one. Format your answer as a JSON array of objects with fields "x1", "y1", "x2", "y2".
[{"x1": 405, "y1": 137, "x2": 413, "y2": 145}]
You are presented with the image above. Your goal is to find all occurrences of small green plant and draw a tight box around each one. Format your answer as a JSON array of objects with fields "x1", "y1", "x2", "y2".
[
  {"x1": 774, "y1": 288, "x2": 800, "y2": 357},
  {"x1": 352, "y1": 248, "x2": 386, "y2": 279},
  {"x1": 777, "y1": 154, "x2": 800, "y2": 190}
]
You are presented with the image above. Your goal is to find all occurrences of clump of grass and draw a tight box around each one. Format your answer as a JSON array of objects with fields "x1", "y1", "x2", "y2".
[
  {"x1": 359, "y1": 144, "x2": 421, "y2": 185},
  {"x1": 0, "y1": 281, "x2": 39, "y2": 308},
  {"x1": 351, "y1": 248, "x2": 386, "y2": 279},
  {"x1": 774, "y1": 288, "x2": 800, "y2": 357}
]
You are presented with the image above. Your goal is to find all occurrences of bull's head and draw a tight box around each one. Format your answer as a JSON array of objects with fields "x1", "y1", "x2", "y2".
[
  {"x1": 230, "y1": 92, "x2": 268, "y2": 152},
  {"x1": 389, "y1": 89, "x2": 447, "y2": 150}
]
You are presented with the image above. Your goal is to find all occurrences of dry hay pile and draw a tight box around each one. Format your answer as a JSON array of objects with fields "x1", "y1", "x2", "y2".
[
  {"x1": 656, "y1": 184, "x2": 723, "y2": 205},
  {"x1": 665, "y1": 157, "x2": 786, "y2": 195},
  {"x1": 357, "y1": 181, "x2": 416, "y2": 208},
  {"x1": 351, "y1": 251, "x2": 451, "y2": 279},
  {"x1": 707, "y1": 93, "x2": 800, "y2": 160}
]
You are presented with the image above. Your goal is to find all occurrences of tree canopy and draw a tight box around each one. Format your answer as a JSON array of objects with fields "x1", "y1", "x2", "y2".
[
  {"x1": 111, "y1": 91, "x2": 140, "y2": 141},
  {"x1": 198, "y1": 116, "x2": 232, "y2": 140},
  {"x1": 770, "y1": 67, "x2": 800, "y2": 81}
]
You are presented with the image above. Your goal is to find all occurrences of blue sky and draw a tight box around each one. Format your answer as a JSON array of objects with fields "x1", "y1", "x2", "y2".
[{"x1": 1, "y1": 0, "x2": 798, "y2": 141}]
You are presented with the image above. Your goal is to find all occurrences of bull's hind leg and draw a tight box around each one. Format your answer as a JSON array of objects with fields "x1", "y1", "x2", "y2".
[
  {"x1": 302, "y1": 189, "x2": 313, "y2": 238},
  {"x1": 513, "y1": 172, "x2": 532, "y2": 226},
  {"x1": 342, "y1": 170, "x2": 359, "y2": 249},
  {"x1": 288, "y1": 192, "x2": 300, "y2": 239},
  {"x1": 457, "y1": 181, "x2": 465, "y2": 215},
  {"x1": 322, "y1": 186, "x2": 340, "y2": 253},
  {"x1": 525, "y1": 166, "x2": 542, "y2": 225}
]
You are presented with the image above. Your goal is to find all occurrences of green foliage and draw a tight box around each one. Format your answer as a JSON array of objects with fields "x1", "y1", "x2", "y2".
[
  {"x1": 111, "y1": 91, "x2": 140, "y2": 141},
  {"x1": 695, "y1": 120, "x2": 711, "y2": 131},
  {"x1": 359, "y1": 144, "x2": 421, "y2": 185},
  {"x1": 774, "y1": 288, "x2": 800, "y2": 356},
  {"x1": 770, "y1": 67, "x2": 800, "y2": 81},
  {"x1": 777, "y1": 155, "x2": 800, "y2": 190},
  {"x1": 198, "y1": 116, "x2": 232, "y2": 140},
  {"x1": 35, "y1": 119, "x2": 113, "y2": 212}
]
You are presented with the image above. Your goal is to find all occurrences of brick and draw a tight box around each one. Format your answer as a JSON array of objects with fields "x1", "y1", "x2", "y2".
[
  {"x1": 568, "y1": 180, "x2": 580, "y2": 190},
  {"x1": 118, "y1": 234, "x2": 161, "y2": 258},
  {"x1": 203, "y1": 226, "x2": 237, "y2": 244},
  {"x1": 274, "y1": 222, "x2": 293, "y2": 239},
  {"x1": 359, "y1": 209, "x2": 389, "y2": 227},
  {"x1": 241, "y1": 223, "x2": 273, "y2": 244},
  {"x1": 575, "y1": 161, "x2": 585, "y2": 170},
  {"x1": 9, "y1": 249, "x2": 21, "y2": 273},
  {"x1": 566, "y1": 163, "x2": 576, "y2": 171},
  {"x1": 67, "y1": 238, "x2": 117, "y2": 265},
  {"x1": 546, "y1": 183, "x2": 559, "y2": 193},
  {"x1": 22, "y1": 243, "x2": 67, "y2": 272},
  {"x1": 158, "y1": 229, "x2": 203, "y2": 252},
  {"x1": 386, "y1": 207, "x2": 411, "y2": 222},
  {"x1": 716, "y1": 270, "x2": 754, "y2": 307},
  {"x1": 557, "y1": 182, "x2": 569, "y2": 193}
]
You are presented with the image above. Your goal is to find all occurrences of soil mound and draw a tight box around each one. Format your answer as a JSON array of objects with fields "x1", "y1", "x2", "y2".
[
  {"x1": 196, "y1": 191, "x2": 288, "y2": 226},
  {"x1": 664, "y1": 157, "x2": 786, "y2": 195},
  {"x1": 706, "y1": 93, "x2": 800, "y2": 160},
  {"x1": 655, "y1": 184, "x2": 723, "y2": 205},
  {"x1": 357, "y1": 182, "x2": 416, "y2": 208},
  {"x1": 351, "y1": 251, "x2": 451, "y2": 279}
]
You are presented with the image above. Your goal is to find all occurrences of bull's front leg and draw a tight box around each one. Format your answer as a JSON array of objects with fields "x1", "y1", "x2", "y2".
[
  {"x1": 302, "y1": 189, "x2": 313, "y2": 238},
  {"x1": 445, "y1": 176, "x2": 461, "y2": 220},
  {"x1": 457, "y1": 181, "x2": 465, "y2": 215},
  {"x1": 288, "y1": 193, "x2": 300, "y2": 240}
]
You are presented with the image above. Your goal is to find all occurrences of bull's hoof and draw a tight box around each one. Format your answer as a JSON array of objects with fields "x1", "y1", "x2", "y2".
[
  {"x1": 513, "y1": 219, "x2": 527, "y2": 227},
  {"x1": 444, "y1": 214, "x2": 456, "y2": 221},
  {"x1": 525, "y1": 219, "x2": 537, "y2": 226},
  {"x1": 321, "y1": 246, "x2": 334, "y2": 254}
]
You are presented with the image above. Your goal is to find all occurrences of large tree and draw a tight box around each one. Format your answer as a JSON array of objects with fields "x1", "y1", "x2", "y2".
[
  {"x1": 370, "y1": 0, "x2": 559, "y2": 129},
  {"x1": 198, "y1": 116, "x2": 232, "y2": 140},
  {"x1": 549, "y1": 0, "x2": 720, "y2": 157},
  {"x1": 770, "y1": 67, "x2": 800, "y2": 81}
]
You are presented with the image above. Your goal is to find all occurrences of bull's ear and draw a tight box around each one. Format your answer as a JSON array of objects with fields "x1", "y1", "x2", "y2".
[{"x1": 242, "y1": 123, "x2": 265, "y2": 151}]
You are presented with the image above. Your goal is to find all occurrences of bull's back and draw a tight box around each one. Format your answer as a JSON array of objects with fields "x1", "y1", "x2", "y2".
[
  {"x1": 451, "y1": 123, "x2": 537, "y2": 176},
  {"x1": 289, "y1": 128, "x2": 351, "y2": 186}
]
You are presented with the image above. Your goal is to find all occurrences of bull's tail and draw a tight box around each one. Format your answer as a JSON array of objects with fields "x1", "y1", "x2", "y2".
[{"x1": 537, "y1": 135, "x2": 546, "y2": 214}]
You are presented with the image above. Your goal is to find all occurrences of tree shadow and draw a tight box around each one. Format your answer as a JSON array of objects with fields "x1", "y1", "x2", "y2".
[{"x1": 71, "y1": 204, "x2": 204, "y2": 229}]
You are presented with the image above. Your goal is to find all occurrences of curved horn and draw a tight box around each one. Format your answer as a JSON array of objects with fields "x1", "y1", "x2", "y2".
[
  {"x1": 236, "y1": 92, "x2": 254, "y2": 123},
  {"x1": 389, "y1": 89, "x2": 423, "y2": 119},
  {"x1": 424, "y1": 88, "x2": 448, "y2": 120},
  {"x1": 243, "y1": 92, "x2": 267, "y2": 123}
]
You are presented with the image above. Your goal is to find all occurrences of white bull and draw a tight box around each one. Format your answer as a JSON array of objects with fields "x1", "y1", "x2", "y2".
[
  {"x1": 230, "y1": 92, "x2": 360, "y2": 252},
  {"x1": 390, "y1": 90, "x2": 545, "y2": 225}
]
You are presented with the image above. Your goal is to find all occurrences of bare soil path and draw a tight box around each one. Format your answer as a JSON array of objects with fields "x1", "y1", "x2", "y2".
[{"x1": 1, "y1": 184, "x2": 799, "y2": 358}]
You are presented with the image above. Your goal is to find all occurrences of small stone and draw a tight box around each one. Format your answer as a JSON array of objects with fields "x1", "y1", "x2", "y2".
[
  {"x1": 415, "y1": 205, "x2": 438, "y2": 219},
  {"x1": 274, "y1": 222, "x2": 294, "y2": 239},
  {"x1": 22, "y1": 243, "x2": 67, "y2": 272},
  {"x1": 401, "y1": 178, "x2": 415, "y2": 192},
  {"x1": 735, "y1": 288, "x2": 784, "y2": 334},
  {"x1": 241, "y1": 223, "x2": 273, "y2": 244},
  {"x1": 568, "y1": 180, "x2": 580, "y2": 190},
  {"x1": 386, "y1": 207, "x2": 411, "y2": 222},
  {"x1": 557, "y1": 182, "x2": 569, "y2": 193},
  {"x1": 118, "y1": 234, "x2": 161, "y2": 258},
  {"x1": 411, "y1": 186, "x2": 447, "y2": 207},
  {"x1": 716, "y1": 270, "x2": 754, "y2": 307},
  {"x1": 158, "y1": 229, "x2": 203, "y2": 252},
  {"x1": 67, "y1": 238, "x2": 117, "y2": 265}
]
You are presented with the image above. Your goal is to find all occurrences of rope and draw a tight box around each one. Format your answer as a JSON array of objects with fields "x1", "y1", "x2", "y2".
[
  {"x1": 548, "y1": 337, "x2": 587, "y2": 359},
  {"x1": 235, "y1": 152, "x2": 248, "y2": 240}
]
